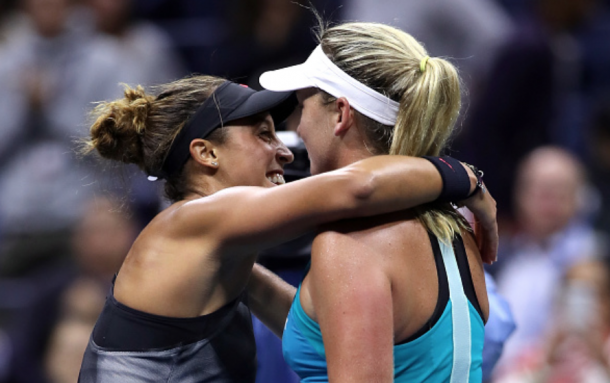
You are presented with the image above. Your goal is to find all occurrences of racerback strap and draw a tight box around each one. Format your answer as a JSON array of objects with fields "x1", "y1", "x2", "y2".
[{"x1": 438, "y1": 239, "x2": 472, "y2": 383}]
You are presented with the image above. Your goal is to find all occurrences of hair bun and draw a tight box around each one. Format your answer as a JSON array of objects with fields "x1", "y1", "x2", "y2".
[{"x1": 88, "y1": 85, "x2": 155, "y2": 166}]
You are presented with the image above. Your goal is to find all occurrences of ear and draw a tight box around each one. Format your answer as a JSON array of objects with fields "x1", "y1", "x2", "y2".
[
  {"x1": 332, "y1": 97, "x2": 355, "y2": 137},
  {"x1": 189, "y1": 139, "x2": 219, "y2": 170}
]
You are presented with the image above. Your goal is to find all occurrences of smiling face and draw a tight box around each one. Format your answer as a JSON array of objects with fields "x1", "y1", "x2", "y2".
[
  {"x1": 214, "y1": 113, "x2": 294, "y2": 188},
  {"x1": 294, "y1": 88, "x2": 338, "y2": 175}
]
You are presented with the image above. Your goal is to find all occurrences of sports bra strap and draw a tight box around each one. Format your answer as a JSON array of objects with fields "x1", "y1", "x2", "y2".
[{"x1": 438, "y1": 239, "x2": 472, "y2": 383}]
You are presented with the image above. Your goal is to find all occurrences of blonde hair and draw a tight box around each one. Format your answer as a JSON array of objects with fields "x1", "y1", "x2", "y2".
[
  {"x1": 83, "y1": 75, "x2": 226, "y2": 202},
  {"x1": 317, "y1": 22, "x2": 470, "y2": 242}
]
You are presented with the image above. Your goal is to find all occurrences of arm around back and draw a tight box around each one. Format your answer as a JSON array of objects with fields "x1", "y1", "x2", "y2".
[{"x1": 177, "y1": 156, "x2": 457, "y2": 256}]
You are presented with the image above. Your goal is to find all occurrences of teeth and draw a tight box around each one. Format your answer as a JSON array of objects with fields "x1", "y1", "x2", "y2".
[{"x1": 267, "y1": 173, "x2": 285, "y2": 185}]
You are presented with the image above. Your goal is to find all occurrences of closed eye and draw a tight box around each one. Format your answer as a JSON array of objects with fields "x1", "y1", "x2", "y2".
[{"x1": 259, "y1": 130, "x2": 274, "y2": 142}]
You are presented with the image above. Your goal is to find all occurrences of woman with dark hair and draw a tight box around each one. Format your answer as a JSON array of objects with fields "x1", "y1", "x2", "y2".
[{"x1": 76, "y1": 74, "x2": 494, "y2": 382}]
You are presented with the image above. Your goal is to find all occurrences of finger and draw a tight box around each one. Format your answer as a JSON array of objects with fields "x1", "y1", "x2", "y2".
[
  {"x1": 475, "y1": 219, "x2": 492, "y2": 265},
  {"x1": 481, "y1": 220, "x2": 498, "y2": 265},
  {"x1": 484, "y1": 221, "x2": 499, "y2": 265}
]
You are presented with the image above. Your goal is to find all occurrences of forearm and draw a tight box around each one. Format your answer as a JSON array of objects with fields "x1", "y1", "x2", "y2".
[
  {"x1": 209, "y1": 156, "x2": 478, "y2": 254},
  {"x1": 247, "y1": 263, "x2": 296, "y2": 338},
  {"x1": 344, "y1": 156, "x2": 476, "y2": 216}
]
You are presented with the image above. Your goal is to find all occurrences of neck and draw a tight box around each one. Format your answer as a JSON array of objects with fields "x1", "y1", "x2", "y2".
[
  {"x1": 333, "y1": 145, "x2": 374, "y2": 169},
  {"x1": 332, "y1": 125, "x2": 377, "y2": 169},
  {"x1": 182, "y1": 170, "x2": 229, "y2": 201}
]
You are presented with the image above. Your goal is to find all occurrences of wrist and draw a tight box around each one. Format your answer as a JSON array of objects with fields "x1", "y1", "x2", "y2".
[
  {"x1": 422, "y1": 155, "x2": 470, "y2": 202},
  {"x1": 463, "y1": 163, "x2": 485, "y2": 198},
  {"x1": 462, "y1": 163, "x2": 477, "y2": 195}
]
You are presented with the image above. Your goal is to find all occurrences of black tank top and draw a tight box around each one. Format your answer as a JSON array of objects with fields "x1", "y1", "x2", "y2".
[{"x1": 78, "y1": 279, "x2": 256, "y2": 383}]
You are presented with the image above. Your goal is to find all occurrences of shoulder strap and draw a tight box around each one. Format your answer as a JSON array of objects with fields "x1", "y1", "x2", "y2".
[{"x1": 438, "y1": 239, "x2": 472, "y2": 383}]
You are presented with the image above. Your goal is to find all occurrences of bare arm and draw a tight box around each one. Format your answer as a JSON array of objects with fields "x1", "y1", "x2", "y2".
[
  {"x1": 309, "y1": 231, "x2": 394, "y2": 382},
  {"x1": 247, "y1": 263, "x2": 296, "y2": 338},
  {"x1": 178, "y1": 156, "x2": 477, "y2": 255}
]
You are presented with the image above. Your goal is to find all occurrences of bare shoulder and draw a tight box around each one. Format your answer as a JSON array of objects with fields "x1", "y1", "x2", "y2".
[
  {"x1": 153, "y1": 189, "x2": 250, "y2": 241},
  {"x1": 312, "y1": 211, "x2": 425, "y2": 270}
]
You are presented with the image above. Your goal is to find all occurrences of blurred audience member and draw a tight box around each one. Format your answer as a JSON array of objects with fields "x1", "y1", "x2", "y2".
[
  {"x1": 589, "y1": 100, "x2": 610, "y2": 237},
  {"x1": 495, "y1": 258, "x2": 610, "y2": 382},
  {"x1": 0, "y1": 0, "x2": 179, "y2": 276},
  {"x1": 129, "y1": 0, "x2": 231, "y2": 74},
  {"x1": 208, "y1": 0, "x2": 342, "y2": 87},
  {"x1": 3, "y1": 196, "x2": 137, "y2": 383},
  {"x1": 44, "y1": 318, "x2": 96, "y2": 383},
  {"x1": 342, "y1": 0, "x2": 513, "y2": 99},
  {"x1": 0, "y1": 0, "x2": 18, "y2": 43},
  {"x1": 492, "y1": 146, "x2": 602, "y2": 375},
  {"x1": 70, "y1": 196, "x2": 138, "y2": 283},
  {"x1": 460, "y1": 0, "x2": 610, "y2": 221},
  {"x1": 483, "y1": 272, "x2": 517, "y2": 382},
  {"x1": 84, "y1": 0, "x2": 185, "y2": 88},
  {"x1": 0, "y1": 0, "x2": 93, "y2": 276},
  {"x1": 43, "y1": 278, "x2": 106, "y2": 383}
]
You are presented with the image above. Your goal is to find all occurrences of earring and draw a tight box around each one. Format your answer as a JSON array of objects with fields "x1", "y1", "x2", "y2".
[{"x1": 212, "y1": 161, "x2": 218, "y2": 166}]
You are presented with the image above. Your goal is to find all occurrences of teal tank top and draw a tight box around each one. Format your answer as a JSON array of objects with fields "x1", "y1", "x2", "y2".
[{"x1": 282, "y1": 233, "x2": 485, "y2": 382}]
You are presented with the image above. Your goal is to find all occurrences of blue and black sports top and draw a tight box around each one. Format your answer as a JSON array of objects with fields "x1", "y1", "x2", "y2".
[
  {"x1": 78, "y1": 278, "x2": 257, "y2": 383},
  {"x1": 282, "y1": 232, "x2": 486, "y2": 382}
]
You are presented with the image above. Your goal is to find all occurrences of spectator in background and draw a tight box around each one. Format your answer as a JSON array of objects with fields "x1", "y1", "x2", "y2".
[
  {"x1": 0, "y1": 0, "x2": 18, "y2": 43},
  {"x1": 130, "y1": 0, "x2": 341, "y2": 85},
  {"x1": 342, "y1": 0, "x2": 513, "y2": 100},
  {"x1": 0, "y1": 0, "x2": 183, "y2": 276},
  {"x1": 492, "y1": 146, "x2": 602, "y2": 376},
  {"x1": 4, "y1": 195, "x2": 137, "y2": 383},
  {"x1": 83, "y1": 0, "x2": 185, "y2": 90},
  {"x1": 43, "y1": 196, "x2": 137, "y2": 383},
  {"x1": 129, "y1": 0, "x2": 232, "y2": 74},
  {"x1": 208, "y1": 0, "x2": 339, "y2": 87},
  {"x1": 495, "y1": 258, "x2": 610, "y2": 382},
  {"x1": 461, "y1": 0, "x2": 610, "y2": 222},
  {"x1": 43, "y1": 280, "x2": 106, "y2": 383},
  {"x1": 0, "y1": 0, "x2": 98, "y2": 275},
  {"x1": 589, "y1": 100, "x2": 610, "y2": 237},
  {"x1": 78, "y1": 0, "x2": 186, "y2": 223}
]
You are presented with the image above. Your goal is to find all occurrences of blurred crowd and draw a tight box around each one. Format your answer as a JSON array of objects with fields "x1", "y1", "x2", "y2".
[{"x1": 0, "y1": 0, "x2": 610, "y2": 382}]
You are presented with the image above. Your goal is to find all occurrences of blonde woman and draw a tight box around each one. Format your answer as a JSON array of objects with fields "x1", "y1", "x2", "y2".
[
  {"x1": 76, "y1": 75, "x2": 492, "y2": 382},
  {"x1": 251, "y1": 22, "x2": 492, "y2": 382}
]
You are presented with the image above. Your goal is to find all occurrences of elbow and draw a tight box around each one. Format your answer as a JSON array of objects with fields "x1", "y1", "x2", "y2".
[{"x1": 341, "y1": 166, "x2": 376, "y2": 206}]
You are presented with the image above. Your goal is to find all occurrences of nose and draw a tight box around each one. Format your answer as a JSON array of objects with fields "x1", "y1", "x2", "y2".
[{"x1": 277, "y1": 142, "x2": 294, "y2": 165}]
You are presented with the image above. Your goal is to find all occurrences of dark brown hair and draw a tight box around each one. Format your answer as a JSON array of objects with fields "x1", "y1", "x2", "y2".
[{"x1": 83, "y1": 75, "x2": 227, "y2": 202}]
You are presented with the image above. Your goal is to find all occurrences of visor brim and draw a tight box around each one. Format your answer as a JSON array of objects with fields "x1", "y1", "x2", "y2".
[
  {"x1": 225, "y1": 89, "x2": 297, "y2": 125},
  {"x1": 259, "y1": 63, "x2": 314, "y2": 92}
]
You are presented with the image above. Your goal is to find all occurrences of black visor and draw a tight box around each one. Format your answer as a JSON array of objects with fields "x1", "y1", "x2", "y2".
[{"x1": 153, "y1": 81, "x2": 297, "y2": 179}]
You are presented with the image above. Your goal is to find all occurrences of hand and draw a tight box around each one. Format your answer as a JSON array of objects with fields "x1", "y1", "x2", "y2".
[{"x1": 460, "y1": 182, "x2": 498, "y2": 265}]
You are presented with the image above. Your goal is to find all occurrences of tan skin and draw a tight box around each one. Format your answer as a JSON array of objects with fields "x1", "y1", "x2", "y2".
[
  {"x1": 248, "y1": 89, "x2": 493, "y2": 382},
  {"x1": 113, "y1": 111, "x2": 487, "y2": 319}
]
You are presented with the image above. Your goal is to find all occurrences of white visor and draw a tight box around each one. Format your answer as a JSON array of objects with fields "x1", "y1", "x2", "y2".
[{"x1": 259, "y1": 45, "x2": 399, "y2": 126}]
